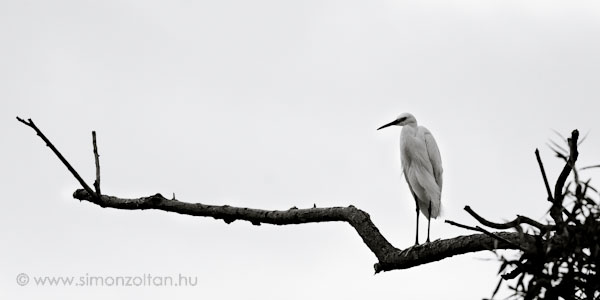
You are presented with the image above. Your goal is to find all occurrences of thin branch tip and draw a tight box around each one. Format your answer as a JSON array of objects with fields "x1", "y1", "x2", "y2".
[
  {"x1": 92, "y1": 130, "x2": 101, "y2": 197},
  {"x1": 16, "y1": 116, "x2": 32, "y2": 126},
  {"x1": 535, "y1": 147, "x2": 553, "y2": 202}
]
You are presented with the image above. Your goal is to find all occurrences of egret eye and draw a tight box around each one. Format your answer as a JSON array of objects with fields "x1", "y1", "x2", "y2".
[{"x1": 398, "y1": 117, "x2": 407, "y2": 122}]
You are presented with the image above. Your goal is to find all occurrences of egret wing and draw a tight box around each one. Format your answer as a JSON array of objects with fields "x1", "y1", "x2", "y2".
[{"x1": 423, "y1": 128, "x2": 443, "y2": 190}]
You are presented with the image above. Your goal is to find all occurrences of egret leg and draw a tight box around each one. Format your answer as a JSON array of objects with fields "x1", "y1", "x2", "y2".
[
  {"x1": 414, "y1": 202, "x2": 420, "y2": 246},
  {"x1": 426, "y1": 201, "x2": 432, "y2": 243}
]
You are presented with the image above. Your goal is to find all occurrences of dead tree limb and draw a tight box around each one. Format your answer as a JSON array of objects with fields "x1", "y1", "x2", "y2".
[
  {"x1": 71, "y1": 189, "x2": 533, "y2": 273},
  {"x1": 72, "y1": 189, "x2": 397, "y2": 263},
  {"x1": 17, "y1": 117, "x2": 542, "y2": 274}
]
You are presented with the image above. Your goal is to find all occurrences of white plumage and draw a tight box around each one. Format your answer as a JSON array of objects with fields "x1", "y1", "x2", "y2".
[{"x1": 378, "y1": 112, "x2": 443, "y2": 244}]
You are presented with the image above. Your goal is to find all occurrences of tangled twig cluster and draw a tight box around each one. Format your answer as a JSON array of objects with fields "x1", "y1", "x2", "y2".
[
  {"x1": 500, "y1": 130, "x2": 600, "y2": 300},
  {"x1": 450, "y1": 130, "x2": 600, "y2": 300}
]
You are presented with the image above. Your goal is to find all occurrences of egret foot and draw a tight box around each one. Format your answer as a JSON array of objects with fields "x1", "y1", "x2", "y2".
[{"x1": 402, "y1": 245, "x2": 418, "y2": 257}]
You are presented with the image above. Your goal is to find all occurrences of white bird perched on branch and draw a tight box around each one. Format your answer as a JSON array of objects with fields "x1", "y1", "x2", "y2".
[{"x1": 378, "y1": 113, "x2": 443, "y2": 245}]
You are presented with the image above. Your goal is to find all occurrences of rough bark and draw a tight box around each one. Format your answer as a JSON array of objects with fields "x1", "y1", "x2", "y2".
[{"x1": 73, "y1": 189, "x2": 536, "y2": 273}]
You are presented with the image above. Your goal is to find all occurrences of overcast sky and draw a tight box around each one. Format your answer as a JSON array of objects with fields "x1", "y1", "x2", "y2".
[{"x1": 2, "y1": 0, "x2": 600, "y2": 299}]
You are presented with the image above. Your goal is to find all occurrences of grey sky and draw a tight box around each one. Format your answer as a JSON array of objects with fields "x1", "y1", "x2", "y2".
[{"x1": 2, "y1": 0, "x2": 600, "y2": 299}]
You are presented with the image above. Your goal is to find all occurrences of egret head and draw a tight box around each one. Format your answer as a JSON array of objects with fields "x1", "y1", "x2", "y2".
[{"x1": 377, "y1": 113, "x2": 417, "y2": 130}]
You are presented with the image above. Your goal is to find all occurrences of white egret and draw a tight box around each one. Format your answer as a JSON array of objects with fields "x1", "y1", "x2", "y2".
[{"x1": 378, "y1": 113, "x2": 443, "y2": 245}]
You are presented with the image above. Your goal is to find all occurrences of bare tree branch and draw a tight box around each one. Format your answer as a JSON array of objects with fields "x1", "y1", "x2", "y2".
[
  {"x1": 72, "y1": 189, "x2": 397, "y2": 262},
  {"x1": 464, "y1": 205, "x2": 553, "y2": 231},
  {"x1": 552, "y1": 129, "x2": 579, "y2": 225},
  {"x1": 72, "y1": 189, "x2": 535, "y2": 273},
  {"x1": 445, "y1": 219, "x2": 480, "y2": 231},
  {"x1": 376, "y1": 232, "x2": 536, "y2": 272},
  {"x1": 445, "y1": 220, "x2": 532, "y2": 252},
  {"x1": 581, "y1": 164, "x2": 600, "y2": 170},
  {"x1": 16, "y1": 117, "x2": 542, "y2": 274},
  {"x1": 535, "y1": 148, "x2": 553, "y2": 203}
]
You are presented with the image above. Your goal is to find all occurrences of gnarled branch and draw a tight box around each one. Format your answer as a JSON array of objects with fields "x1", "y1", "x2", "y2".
[
  {"x1": 72, "y1": 189, "x2": 397, "y2": 262},
  {"x1": 464, "y1": 205, "x2": 553, "y2": 231},
  {"x1": 17, "y1": 116, "x2": 542, "y2": 274},
  {"x1": 551, "y1": 129, "x2": 579, "y2": 225},
  {"x1": 72, "y1": 189, "x2": 534, "y2": 273}
]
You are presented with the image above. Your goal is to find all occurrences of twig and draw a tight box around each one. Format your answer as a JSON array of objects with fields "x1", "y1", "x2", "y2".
[
  {"x1": 547, "y1": 140, "x2": 567, "y2": 155},
  {"x1": 17, "y1": 117, "x2": 99, "y2": 201},
  {"x1": 577, "y1": 129, "x2": 589, "y2": 146},
  {"x1": 92, "y1": 131, "x2": 101, "y2": 198},
  {"x1": 581, "y1": 164, "x2": 600, "y2": 170},
  {"x1": 445, "y1": 220, "x2": 480, "y2": 231},
  {"x1": 535, "y1": 149, "x2": 553, "y2": 202},
  {"x1": 474, "y1": 226, "x2": 527, "y2": 251},
  {"x1": 464, "y1": 206, "x2": 552, "y2": 231},
  {"x1": 501, "y1": 265, "x2": 523, "y2": 280},
  {"x1": 446, "y1": 220, "x2": 529, "y2": 252}
]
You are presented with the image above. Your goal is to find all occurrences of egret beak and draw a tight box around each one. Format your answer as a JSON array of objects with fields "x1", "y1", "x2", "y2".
[{"x1": 377, "y1": 120, "x2": 399, "y2": 130}]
